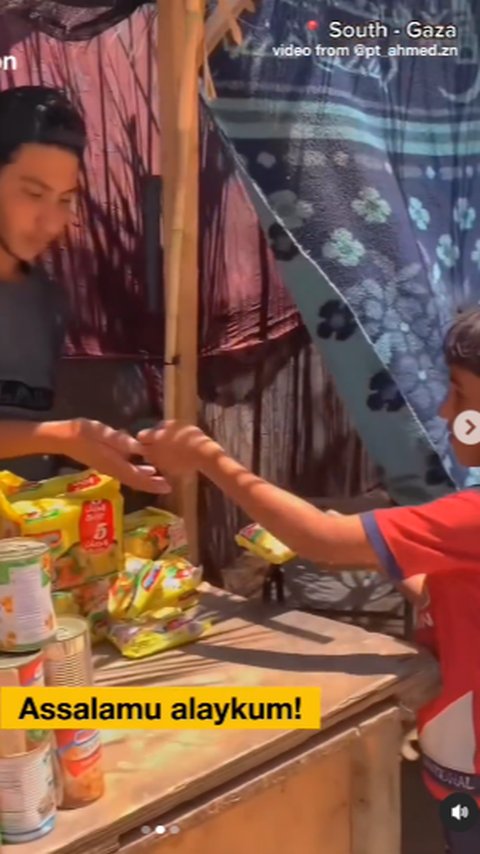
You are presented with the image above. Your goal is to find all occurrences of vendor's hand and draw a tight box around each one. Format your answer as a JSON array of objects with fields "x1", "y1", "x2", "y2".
[
  {"x1": 137, "y1": 421, "x2": 211, "y2": 478},
  {"x1": 53, "y1": 419, "x2": 172, "y2": 494}
]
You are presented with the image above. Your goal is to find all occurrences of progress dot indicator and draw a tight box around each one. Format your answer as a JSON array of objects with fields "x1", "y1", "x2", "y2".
[
  {"x1": 155, "y1": 825, "x2": 167, "y2": 835},
  {"x1": 140, "y1": 826, "x2": 151, "y2": 835},
  {"x1": 170, "y1": 825, "x2": 180, "y2": 835}
]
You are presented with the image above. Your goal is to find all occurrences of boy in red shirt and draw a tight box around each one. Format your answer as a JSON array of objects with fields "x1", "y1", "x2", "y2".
[{"x1": 139, "y1": 308, "x2": 480, "y2": 853}]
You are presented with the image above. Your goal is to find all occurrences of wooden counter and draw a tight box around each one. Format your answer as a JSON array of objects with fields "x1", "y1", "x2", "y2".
[{"x1": 13, "y1": 586, "x2": 439, "y2": 854}]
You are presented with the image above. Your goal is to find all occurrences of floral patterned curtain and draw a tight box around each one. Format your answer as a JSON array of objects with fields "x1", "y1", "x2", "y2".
[{"x1": 207, "y1": 0, "x2": 480, "y2": 504}]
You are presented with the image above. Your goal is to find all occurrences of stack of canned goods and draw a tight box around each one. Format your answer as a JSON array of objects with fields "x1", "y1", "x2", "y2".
[
  {"x1": 0, "y1": 539, "x2": 104, "y2": 844},
  {"x1": 44, "y1": 617, "x2": 105, "y2": 810},
  {"x1": 0, "y1": 539, "x2": 57, "y2": 844}
]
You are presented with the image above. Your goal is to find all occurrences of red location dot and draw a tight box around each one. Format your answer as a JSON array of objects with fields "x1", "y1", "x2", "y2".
[{"x1": 306, "y1": 20, "x2": 319, "y2": 31}]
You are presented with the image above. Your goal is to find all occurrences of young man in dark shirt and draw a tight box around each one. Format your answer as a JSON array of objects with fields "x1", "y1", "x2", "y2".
[{"x1": 0, "y1": 85, "x2": 85, "y2": 478}]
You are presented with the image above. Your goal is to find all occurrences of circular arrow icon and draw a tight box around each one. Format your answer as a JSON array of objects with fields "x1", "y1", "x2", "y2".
[{"x1": 453, "y1": 410, "x2": 480, "y2": 445}]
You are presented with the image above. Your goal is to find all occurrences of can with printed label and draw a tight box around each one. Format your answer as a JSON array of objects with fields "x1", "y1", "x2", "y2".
[
  {"x1": 0, "y1": 538, "x2": 56, "y2": 652},
  {"x1": 55, "y1": 729, "x2": 105, "y2": 809},
  {"x1": 0, "y1": 739, "x2": 56, "y2": 842},
  {"x1": 0, "y1": 651, "x2": 46, "y2": 755}
]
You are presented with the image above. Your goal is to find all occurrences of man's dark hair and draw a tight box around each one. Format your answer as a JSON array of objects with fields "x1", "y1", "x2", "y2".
[
  {"x1": 444, "y1": 308, "x2": 480, "y2": 376},
  {"x1": 0, "y1": 85, "x2": 86, "y2": 165}
]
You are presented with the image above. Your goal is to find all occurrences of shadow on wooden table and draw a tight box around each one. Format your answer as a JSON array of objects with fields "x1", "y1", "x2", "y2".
[{"x1": 93, "y1": 588, "x2": 428, "y2": 692}]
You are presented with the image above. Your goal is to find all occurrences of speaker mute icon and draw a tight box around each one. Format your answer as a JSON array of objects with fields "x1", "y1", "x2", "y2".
[
  {"x1": 451, "y1": 804, "x2": 470, "y2": 821},
  {"x1": 440, "y1": 793, "x2": 478, "y2": 832}
]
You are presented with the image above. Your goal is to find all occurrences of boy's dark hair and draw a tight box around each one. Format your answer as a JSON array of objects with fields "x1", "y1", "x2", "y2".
[
  {"x1": 444, "y1": 308, "x2": 480, "y2": 376},
  {"x1": 0, "y1": 85, "x2": 86, "y2": 165}
]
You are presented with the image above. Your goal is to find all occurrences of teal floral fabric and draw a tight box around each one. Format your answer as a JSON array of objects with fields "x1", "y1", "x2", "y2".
[{"x1": 208, "y1": 0, "x2": 480, "y2": 502}]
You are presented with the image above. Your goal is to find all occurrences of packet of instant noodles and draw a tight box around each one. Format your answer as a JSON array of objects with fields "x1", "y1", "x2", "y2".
[
  {"x1": 0, "y1": 470, "x2": 123, "y2": 590},
  {"x1": 53, "y1": 575, "x2": 114, "y2": 643},
  {"x1": 235, "y1": 523, "x2": 295, "y2": 565},
  {"x1": 124, "y1": 507, "x2": 188, "y2": 560},
  {"x1": 52, "y1": 591, "x2": 81, "y2": 617},
  {"x1": 107, "y1": 609, "x2": 211, "y2": 659},
  {"x1": 75, "y1": 575, "x2": 113, "y2": 642},
  {"x1": 109, "y1": 554, "x2": 202, "y2": 620},
  {"x1": 0, "y1": 471, "x2": 26, "y2": 496}
]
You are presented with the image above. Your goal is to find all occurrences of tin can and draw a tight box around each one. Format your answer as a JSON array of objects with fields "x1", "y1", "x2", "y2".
[
  {"x1": 0, "y1": 738, "x2": 56, "y2": 843},
  {"x1": 0, "y1": 649, "x2": 44, "y2": 688},
  {"x1": 54, "y1": 729, "x2": 104, "y2": 809},
  {"x1": 44, "y1": 616, "x2": 93, "y2": 687},
  {"x1": 0, "y1": 651, "x2": 46, "y2": 755},
  {"x1": 0, "y1": 539, "x2": 56, "y2": 652}
]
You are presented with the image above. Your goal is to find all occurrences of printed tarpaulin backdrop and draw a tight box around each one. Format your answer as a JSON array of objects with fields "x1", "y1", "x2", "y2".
[{"x1": 208, "y1": 0, "x2": 480, "y2": 504}]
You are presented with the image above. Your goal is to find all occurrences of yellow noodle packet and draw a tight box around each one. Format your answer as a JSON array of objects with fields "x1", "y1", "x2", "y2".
[
  {"x1": 0, "y1": 493, "x2": 81, "y2": 561},
  {"x1": 53, "y1": 575, "x2": 114, "y2": 643},
  {"x1": 0, "y1": 470, "x2": 123, "y2": 590},
  {"x1": 235, "y1": 522, "x2": 295, "y2": 565},
  {"x1": 109, "y1": 554, "x2": 202, "y2": 620},
  {"x1": 107, "y1": 610, "x2": 211, "y2": 659},
  {"x1": 124, "y1": 507, "x2": 188, "y2": 560},
  {"x1": 0, "y1": 470, "x2": 26, "y2": 496}
]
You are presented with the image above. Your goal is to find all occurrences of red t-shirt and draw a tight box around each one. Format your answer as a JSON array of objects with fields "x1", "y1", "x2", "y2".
[{"x1": 362, "y1": 490, "x2": 480, "y2": 802}]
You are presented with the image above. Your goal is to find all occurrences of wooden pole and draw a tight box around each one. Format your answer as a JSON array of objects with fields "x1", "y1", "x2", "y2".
[
  {"x1": 157, "y1": 2, "x2": 184, "y2": 284},
  {"x1": 157, "y1": 0, "x2": 249, "y2": 563},
  {"x1": 158, "y1": 0, "x2": 203, "y2": 563}
]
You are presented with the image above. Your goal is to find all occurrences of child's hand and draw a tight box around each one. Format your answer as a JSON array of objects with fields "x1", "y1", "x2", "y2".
[
  {"x1": 137, "y1": 421, "x2": 213, "y2": 478},
  {"x1": 49, "y1": 419, "x2": 172, "y2": 494}
]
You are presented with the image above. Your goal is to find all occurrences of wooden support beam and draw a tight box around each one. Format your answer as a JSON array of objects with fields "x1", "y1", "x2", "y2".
[
  {"x1": 158, "y1": 0, "x2": 203, "y2": 563},
  {"x1": 157, "y1": 1, "x2": 185, "y2": 262},
  {"x1": 157, "y1": 0, "x2": 250, "y2": 561}
]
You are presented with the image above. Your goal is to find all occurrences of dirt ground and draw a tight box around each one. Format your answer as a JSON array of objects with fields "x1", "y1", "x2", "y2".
[{"x1": 402, "y1": 760, "x2": 445, "y2": 854}]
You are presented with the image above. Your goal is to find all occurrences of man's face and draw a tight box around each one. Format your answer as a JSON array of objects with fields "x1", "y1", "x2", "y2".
[
  {"x1": 0, "y1": 142, "x2": 78, "y2": 264},
  {"x1": 439, "y1": 365, "x2": 480, "y2": 466}
]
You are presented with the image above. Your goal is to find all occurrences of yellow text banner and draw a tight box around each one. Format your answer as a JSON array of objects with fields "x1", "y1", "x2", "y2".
[{"x1": 0, "y1": 687, "x2": 321, "y2": 730}]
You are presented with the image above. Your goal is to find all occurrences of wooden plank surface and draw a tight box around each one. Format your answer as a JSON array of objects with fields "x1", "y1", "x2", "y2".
[
  {"x1": 129, "y1": 719, "x2": 358, "y2": 854},
  {"x1": 351, "y1": 707, "x2": 401, "y2": 854},
  {"x1": 12, "y1": 586, "x2": 439, "y2": 854}
]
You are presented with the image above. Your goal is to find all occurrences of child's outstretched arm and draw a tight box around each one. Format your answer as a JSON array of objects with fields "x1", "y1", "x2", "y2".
[
  {"x1": 138, "y1": 422, "x2": 382, "y2": 569},
  {"x1": 140, "y1": 422, "x2": 478, "y2": 608}
]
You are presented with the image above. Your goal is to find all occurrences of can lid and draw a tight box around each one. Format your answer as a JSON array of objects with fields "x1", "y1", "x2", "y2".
[
  {"x1": 55, "y1": 616, "x2": 89, "y2": 641},
  {"x1": 0, "y1": 538, "x2": 48, "y2": 560},
  {"x1": 0, "y1": 649, "x2": 42, "y2": 668}
]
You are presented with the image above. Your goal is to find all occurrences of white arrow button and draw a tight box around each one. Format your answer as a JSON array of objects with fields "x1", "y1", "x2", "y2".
[{"x1": 453, "y1": 410, "x2": 480, "y2": 445}]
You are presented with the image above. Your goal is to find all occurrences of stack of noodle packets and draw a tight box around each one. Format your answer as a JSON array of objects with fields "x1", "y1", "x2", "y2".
[
  {"x1": 235, "y1": 522, "x2": 295, "y2": 565},
  {"x1": 107, "y1": 554, "x2": 210, "y2": 659},
  {"x1": 0, "y1": 470, "x2": 123, "y2": 589},
  {"x1": 0, "y1": 473, "x2": 211, "y2": 657},
  {"x1": 0, "y1": 469, "x2": 123, "y2": 643},
  {"x1": 109, "y1": 554, "x2": 202, "y2": 619}
]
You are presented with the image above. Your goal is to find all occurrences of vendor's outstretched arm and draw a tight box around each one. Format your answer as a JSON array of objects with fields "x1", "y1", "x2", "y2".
[
  {"x1": 0, "y1": 419, "x2": 170, "y2": 494},
  {"x1": 138, "y1": 423, "x2": 380, "y2": 569},
  {"x1": 0, "y1": 419, "x2": 74, "y2": 459}
]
